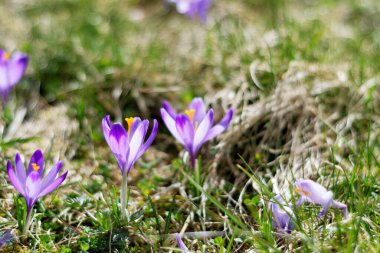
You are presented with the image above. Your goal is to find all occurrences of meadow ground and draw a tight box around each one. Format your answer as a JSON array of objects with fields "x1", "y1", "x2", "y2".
[{"x1": 0, "y1": 0, "x2": 380, "y2": 252}]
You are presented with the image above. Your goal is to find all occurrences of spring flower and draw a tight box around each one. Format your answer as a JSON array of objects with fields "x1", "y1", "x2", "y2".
[
  {"x1": 294, "y1": 179, "x2": 348, "y2": 218},
  {"x1": 161, "y1": 97, "x2": 233, "y2": 168},
  {"x1": 0, "y1": 230, "x2": 13, "y2": 247},
  {"x1": 102, "y1": 115, "x2": 158, "y2": 218},
  {"x1": 0, "y1": 49, "x2": 28, "y2": 105},
  {"x1": 7, "y1": 150, "x2": 68, "y2": 235},
  {"x1": 168, "y1": 0, "x2": 212, "y2": 22},
  {"x1": 175, "y1": 233, "x2": 189, "y2": 253},
  {"x1": 270, "y1": 195, "x2": 296, "y2": 233}
]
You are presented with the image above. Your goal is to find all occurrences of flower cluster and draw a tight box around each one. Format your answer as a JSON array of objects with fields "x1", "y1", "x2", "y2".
[
  {"x1": 271, "y1": 179, "x2": 348, "y2": 233},
  {"x1": 101, "y1": 98, "x2": 232, "y2": 219}
]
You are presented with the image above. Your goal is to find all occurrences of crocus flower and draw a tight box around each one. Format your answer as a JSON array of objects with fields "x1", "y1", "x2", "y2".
[
  {"x1": 294, "y1": 179, "x2": 348, "y2": 218},
  {"x1": 0, "y1": 49, "x2": 28, "y2": 105},
  {"x1": 175, "y1": 233, "x2": 189, "y2": 253},
  {"x1": 102, "y1": 115, "x2": 158, "y2": 175},
  {"x1": 102, "y1": 115, "x2": 158, "y2": 218},
  {"x1": 167, "y1": 0, "x2": 212, "y2": 22},
  {"x1": 161, "y1": 97, "x2": 233, "y2": 168},
  {"x1": 7, "y1": 150, "x2": 68, "y2": 235},
  {"x1": 270, "y1": 195, "x2": 296, "y2": 233},
  {"x1": 0, "y1": 230, "x2": 13, "y2": 247}
]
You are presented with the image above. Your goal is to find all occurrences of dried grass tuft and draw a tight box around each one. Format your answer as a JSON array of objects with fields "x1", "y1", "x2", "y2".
[{"x1": 207, "y1": 60, "x2": 380, "y2": 190}]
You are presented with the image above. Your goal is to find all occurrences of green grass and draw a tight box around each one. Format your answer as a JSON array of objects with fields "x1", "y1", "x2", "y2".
[{"x1": 0, "y1": 0, "x2": 380, "y2": 252}]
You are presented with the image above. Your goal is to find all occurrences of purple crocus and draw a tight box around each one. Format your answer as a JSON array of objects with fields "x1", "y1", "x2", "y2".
[
  {"x1": 0, "y1": 230, "x2": 13, "y2": 247},
  {"x1": 7, "y1": 150, "x2": 68, "y2": 235},
  {"x1": 161, "y1": 97, "x2": 233, "y2": 168},
  {"x1": 270, "y1": 195, "x2": 296, "y2": 233},
  {"x1": 102, "y1": 115, "x2": 158, "y2": 218},
  {"x1": 175, "y1": 233, "x2": 189, "y2": 253},
  {"x1": 294, "y1": 179, "x2": 348, "y2": 218},
  {"x1": 0, "y1": 49, "x2": 28, "y2": 105},
  {"x1": 168, "y1": 0, "x2": 212, "y2": 22}
]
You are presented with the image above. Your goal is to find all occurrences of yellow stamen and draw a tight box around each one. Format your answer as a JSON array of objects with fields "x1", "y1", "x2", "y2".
[
  {"x1": 2, "y1": 52, "x2": 10, "y2": 61},
  {"x1": 125, "y1": 117, "x2": 135, "y2": 136},
  {"x1": 32, "y1": 163, "x2": 40, "y2": 171},
  {"x1": 294, "y1": 186, "x2": 310, "y2": 196},
  {"x1": 185, "y1": 109, "x2": 195, "y2": 123}
]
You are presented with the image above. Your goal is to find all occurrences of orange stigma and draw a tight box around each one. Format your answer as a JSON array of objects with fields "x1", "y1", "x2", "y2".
[
  {"x1": 32, "y1": 163, "x2": 40, "y2": 171},
  {"x1": 125, "y1": 117, "x2": 135, "y2": 136},
  {"x1": 294, "y1": 186, "x2": 310, "y2": 196},
  {"x1": 185, "y1": 109, "x2": 195, "y2": 123},
  {"x1": 2, "y1": 52, "x2": 10, "y2": 61}
]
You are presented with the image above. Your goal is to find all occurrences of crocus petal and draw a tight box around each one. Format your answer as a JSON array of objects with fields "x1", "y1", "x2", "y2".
[
  {"x1": 188, "y1": 97, "x2": 206, "y2": 124},
  {"x1": 332, "y1": 200, "x2": 349, "y2": 218},
  {"x1": 175, "y1": 233, "x2": 189, "y2": 252},
  {"x1": 37, "y1": 171, "x2": 68, "y2": 199},
  {"x1": 198, "y1": 0, "x2": 211, "y2": 22},
  {"x1": 129, "y1": 117, "x2": 142, "y2": 138},
  {"x1": 14, "y1": 153, "x2": 26, "y2": 184},
  {"x1": 203, "y1": 107, "x2": 233, "y2": 142},
  {"x1": 136, "y1": 119, "x2": 158, "y2": 159},
  {"x1": 0, "y1": 230, "x2": 13, "y2": 247},
  {"x1": 7, "y1": 161, "x2": 26, "y2": 196},
  {"x1": 270, "y1": 195, "x2": 295, "y2": 233},
  {"x1": 176, "y1": 1, "x2": 191, "y2": 13},
  {"x1": 127, "y1": 120, "x2": 148, "y2": 172},
  {"x1": 294, "y1": 179, "x2": 333, "y2": 207},
  {"x1": 41, "y1": 161, "x2": 63, "y2": 189},
  {"x1": 162, "y1": 100, "x2": 177, "y2": 118},
  {"x1": 161, "y1": 108, "x2": 185, "y2": 145},
  {"x1": 193, "y1": 109, "x2": 214, "y2": 153},
  {"x1": 25, "y1": 171, "x2": 42, "y2": 200},
  {"x1": 102, "y1": 115, "x2": 112, "y2": 145},
  {"x1": 8, "y1": 53, "x2": 28, "y2": 86},
  {"x1": 175, "y1": 114, "x2": 195, "y2": 153},
  {"x1": 109, "y1": 124, "x2": 129, "y2": 171},
  {"x1": 27, "y1": 149, "x2": 44, "y2": 177},
  {"x1": 0, "y1": 62, "x2": 9, "y2": 92}
]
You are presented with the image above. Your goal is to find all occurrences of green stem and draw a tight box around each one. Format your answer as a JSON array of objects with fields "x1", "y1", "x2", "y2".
[
  {"x1": 23, "y1": 209, "x2": 33, "y2": 237},
  {"x1": 120, "y1": 170, "x2": 129, "y2": 221}
]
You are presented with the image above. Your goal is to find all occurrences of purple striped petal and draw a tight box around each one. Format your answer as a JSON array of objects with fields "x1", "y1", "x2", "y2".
[
  {"x1": 203, "y1": 107, "x2": 233, "y2": 142},
  {"x1": 188, "y1": 97, "x2": 206, "y2": 125},
  {"x1": 129, "y1": 117, "x2": 142, "y2": 138},
  {"x1": 136, "y1": 119, "x2": 158, "y2": 159},
  {"x1": 25, "y1": 171, "x2": 42, "y2": 200},
  {"x1": 7, "y1": 161, "x2": 26, "y2": 196},
  {"x1": 175, "y1": 114, "x2": 195, "y2": 153},
  {"x1": 37, "y1": 171, "x2": 68, "y2": 199},
  {"x1": 162, "y1": 100, "x2": 177, "y2": 118},
  {"x1": 41, "y1": 161, "x2": 63, "y2": 189},
  {"x1": 161, "y1": 108, "x2": 185, "y2": 145},
  {"x1": 127, "y1": 121, "x2": 148, "y2": 172},
  {"x1": 15, "y1": 153, "x2": 26, "y2": 184},
  {"x1": 193, "y1": 109, "x2": 214, "y2": 153},
  {"x1": 109, "y1": 124, "x2": 129, "y2": 171},
  {"x1": 102, "y1": 115, "x2": 112, "y2": 145},
  {"x1": 27, "y1": 149, "x2": 44, "y2": 177},
  {"x1": 8, "y1": 53, "x2": 28, "y2": 86}
]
